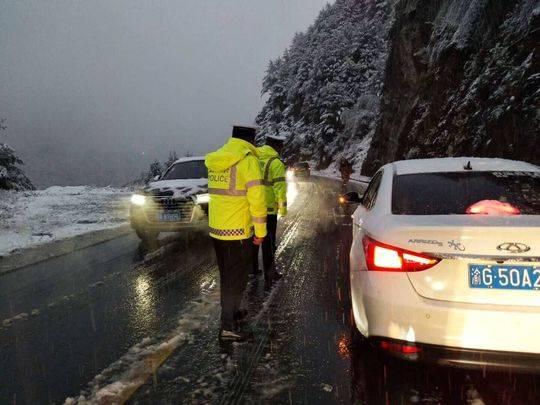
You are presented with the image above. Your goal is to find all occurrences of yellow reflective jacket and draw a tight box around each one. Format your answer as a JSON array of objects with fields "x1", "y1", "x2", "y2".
[
  {"x1": 257, "y1": 145, "x2": 287, "y2": 216},
  {"x1": 205, "y1": 138, "x2": 267, "y2": 240}
]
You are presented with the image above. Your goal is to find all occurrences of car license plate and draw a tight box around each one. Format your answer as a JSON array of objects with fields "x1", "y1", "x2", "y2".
[
  {"x1": 158, "y1": 212, "x2": 181, "y2": 222},
  {"x1": 469, "y1": 264, "x2": 540, "y2": 290}
]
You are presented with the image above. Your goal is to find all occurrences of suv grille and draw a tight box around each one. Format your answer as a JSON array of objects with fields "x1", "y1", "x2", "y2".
[{"x1": 144, "y1": 197, "x2": 195, "y2": 222}]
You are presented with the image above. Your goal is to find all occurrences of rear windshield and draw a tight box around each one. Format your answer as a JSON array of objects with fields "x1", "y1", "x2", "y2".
[
  {"x1": 161, "y1": 160, "x2": 207, "y2": 180},
  {"x1": 392, "y1": 171, "x2": 540, "y2": 215}
]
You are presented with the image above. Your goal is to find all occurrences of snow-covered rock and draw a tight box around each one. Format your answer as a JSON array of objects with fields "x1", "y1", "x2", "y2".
[
  {"x1": 257, "y1": 0, "x2": 538, "y2": 177},
  {"x1": 363, "y1": 0, "x2": 540, "y2": 175}
]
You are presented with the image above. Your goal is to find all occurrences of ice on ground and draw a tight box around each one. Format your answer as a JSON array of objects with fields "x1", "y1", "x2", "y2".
[{"x1": 0, "y1": 186, "x2": 131, "y2": 256}]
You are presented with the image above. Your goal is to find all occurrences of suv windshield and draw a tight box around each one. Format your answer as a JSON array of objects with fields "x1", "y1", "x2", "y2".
[
  {"x1": 392, "y1": 171, "x2": 540, "y2": 215},
  {"x1": 161, "y1": 160, "x2": 207, "y2": 180},
  {"x1": 294, "y1": 162, "x2": 309, "y2": 169}
]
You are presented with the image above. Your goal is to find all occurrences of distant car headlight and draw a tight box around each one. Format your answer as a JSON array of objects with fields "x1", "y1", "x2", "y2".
[
  {"x1": 131, "y1": 194, "x2": 146, "y2": 206},
  {"x1": 196, "y1": 193, "x2": 210, "y2": 204}
]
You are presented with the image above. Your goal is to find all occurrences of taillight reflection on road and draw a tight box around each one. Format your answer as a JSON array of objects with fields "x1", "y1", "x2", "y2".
[{"x1": 337, "y1": 334, "x2": 351, "y2": 359}]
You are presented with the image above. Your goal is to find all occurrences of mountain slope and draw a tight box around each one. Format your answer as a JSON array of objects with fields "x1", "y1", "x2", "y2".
[
  {"x1": 362, "y1": 0, "x2": 540, "y2": 174},
  {"x1": 256, "y1": 0, "x2": 394, "y2": 170},
  {"x1": 257, "y1": 0, "x2": 539, "y2": 176}
]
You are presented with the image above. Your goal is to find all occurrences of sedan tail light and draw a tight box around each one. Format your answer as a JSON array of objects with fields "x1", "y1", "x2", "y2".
[
  {"x1": 362, "y1": 236, "x2": 440, "y2": 272},
  {"x1": 380, "y1": 340, "x2": 422, "y2": 354}
]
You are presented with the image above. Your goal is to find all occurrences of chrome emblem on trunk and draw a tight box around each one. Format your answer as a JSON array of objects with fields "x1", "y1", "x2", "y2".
[{"x1": 496, "y1": 243, "x2": 530, "y2": 253}]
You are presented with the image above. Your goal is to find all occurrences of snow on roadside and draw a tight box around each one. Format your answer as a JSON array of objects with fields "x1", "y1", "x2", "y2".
[
  {"x1": 313, "y1": 168, "x2": 371, "y2": 185},
  {"x1": 64, "y1": 277, "x2": 219, "y2": 405},
  {"x1": 0, "y1": 186, "x2": 131, "y2": 256}
]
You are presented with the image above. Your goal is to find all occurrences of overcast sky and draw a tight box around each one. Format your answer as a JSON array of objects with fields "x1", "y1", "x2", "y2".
[{"x1": 0, "y1": 0, "x2": 328, "y2": 187}]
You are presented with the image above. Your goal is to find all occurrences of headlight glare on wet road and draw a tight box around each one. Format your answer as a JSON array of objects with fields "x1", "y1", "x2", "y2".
[{"x1": 131, "y1": 194, "x2": 146, "y2": 206}]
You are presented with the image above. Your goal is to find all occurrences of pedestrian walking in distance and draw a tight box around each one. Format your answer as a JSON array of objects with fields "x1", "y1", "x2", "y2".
[
  {"x1": 256, "y1": 133, "x2": 288, "y2": 288},
  {"x1": 339, "y1": 157, "x2": 353, "y2": 193},
  {"x1": 205, "y1": 125, "x2": 267, "y2": 340}
]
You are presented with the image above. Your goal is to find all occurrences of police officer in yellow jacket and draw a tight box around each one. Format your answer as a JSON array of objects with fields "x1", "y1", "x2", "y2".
[
  {"x1": 255, "y1": 134, "x2": 288, "y2": 286},
  {"x1": 205, "y1": 125, "x2": 267, "y2": 340}
]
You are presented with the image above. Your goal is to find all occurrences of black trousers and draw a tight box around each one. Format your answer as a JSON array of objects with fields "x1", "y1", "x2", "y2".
[
  {"x1": 212, "y1": 238, "x2": 252, "y2": 330},
  {"x1": 253, "y1": 214, "x2": 278, "y2": 282}
]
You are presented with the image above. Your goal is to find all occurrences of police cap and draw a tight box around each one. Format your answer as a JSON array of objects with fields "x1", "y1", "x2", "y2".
[{"x1": 232, "y1": 125, "x2": 257, "y2": 142}]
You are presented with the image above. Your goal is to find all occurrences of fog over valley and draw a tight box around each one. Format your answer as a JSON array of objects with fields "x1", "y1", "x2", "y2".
[{"x1": 0, "y1": 0, "x2": 328, "y2": 187}]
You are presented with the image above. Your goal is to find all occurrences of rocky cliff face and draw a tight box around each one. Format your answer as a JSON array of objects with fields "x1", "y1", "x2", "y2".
[
  {"x1": 362, "y1": 0, "x2": 540, "y2": 175},
  {"x1": 257, "y1": 0, "x2": 539, "y2": 175}
]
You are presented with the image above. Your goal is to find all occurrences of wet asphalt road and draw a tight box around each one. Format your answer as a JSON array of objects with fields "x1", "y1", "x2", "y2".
[{"x1": 1, "y1": 180, "x2": 540, "y2": 404}]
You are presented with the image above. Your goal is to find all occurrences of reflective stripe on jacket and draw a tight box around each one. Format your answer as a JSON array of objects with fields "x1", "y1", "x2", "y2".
[
  {"x1": 257, "y1": 145, "x2": 287, "y2": 216},
  {"x1": 205, "y1": 138, "x2": 267, "y2": 240}
]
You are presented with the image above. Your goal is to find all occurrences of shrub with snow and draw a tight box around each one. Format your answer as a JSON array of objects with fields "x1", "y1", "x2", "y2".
[{"x1": 0, "y1": 143, "x2": 34, "y2": 191}]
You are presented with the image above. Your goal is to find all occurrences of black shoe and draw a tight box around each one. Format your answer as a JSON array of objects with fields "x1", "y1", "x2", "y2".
[
  {"x1": 272, "y1": 272, "x2": 283, "y2": 282},
  {"x1": 234, "y1": 309, "x2": 248, "y2": 322}
]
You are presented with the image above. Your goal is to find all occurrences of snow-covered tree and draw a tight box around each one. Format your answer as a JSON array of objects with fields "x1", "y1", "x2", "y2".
[
  {"x1": 256, "y1": 0, "x2": 393, "y2": 171},
  {"x1": 129, "y1": 149, "x2": 198, "y2": 186},
  {"x1": 148, "y1": 160, "x2": 163, "y2": 179},
  {"x1": 0, "y1": 119, "x2": 34, "y2": 191},
  {"x1": 0, "y1": 143, "x2": 34, "y2": 191},
  {"x1": 164, "y1": 150, "x2": 179, "y2": 170}
]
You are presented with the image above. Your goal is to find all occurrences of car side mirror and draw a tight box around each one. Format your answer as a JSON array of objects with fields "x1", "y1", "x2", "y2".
[{"x1": 339, "y1": 191, "x2": 363, "y2": 205}]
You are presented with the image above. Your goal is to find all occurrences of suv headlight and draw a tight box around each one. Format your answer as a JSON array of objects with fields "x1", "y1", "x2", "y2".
[
  {"x1": 131, "y1": 194, "x2": 146, "y2": 206},
  {"x1": 286, "y1": 169, "x2": 295, "y2": 181},
  {"x1": 196, "y1": 193, "x2": 210, "y2": 204}
]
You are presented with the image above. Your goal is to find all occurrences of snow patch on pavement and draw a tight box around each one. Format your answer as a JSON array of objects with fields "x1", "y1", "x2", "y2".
[
  {"x1": 2, "y1": 312, "x2": 29, "y2": 326},
  {"x1": 65, "y1": 280, "x2": 220, "y2": 405},
  {"x1": 0, "y1": 186, "x2": 131, "y2": 256}
]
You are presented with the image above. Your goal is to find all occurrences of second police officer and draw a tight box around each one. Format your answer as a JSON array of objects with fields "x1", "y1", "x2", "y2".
[{"x1": 255, "y1": 133, "x2": 288, "y2": 288}]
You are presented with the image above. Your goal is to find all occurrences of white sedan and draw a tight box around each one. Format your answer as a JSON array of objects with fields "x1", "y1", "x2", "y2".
[{"x1": 348, "y1": 157, "x2": 540, "y2": 370}]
